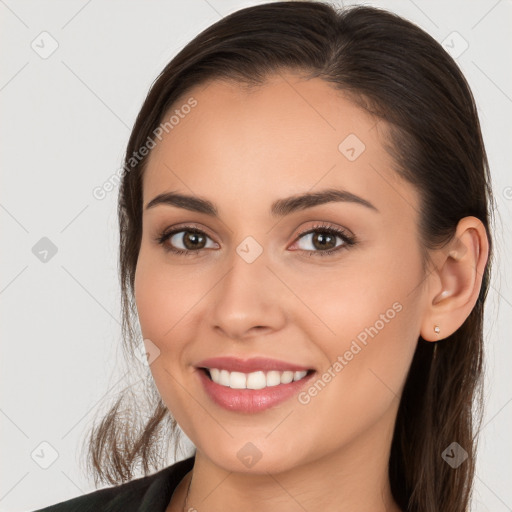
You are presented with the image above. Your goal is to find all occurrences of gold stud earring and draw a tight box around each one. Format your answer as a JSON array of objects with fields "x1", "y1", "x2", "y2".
[{"x1": 434, "y1": 325, "x2": 440, "y2": 335}]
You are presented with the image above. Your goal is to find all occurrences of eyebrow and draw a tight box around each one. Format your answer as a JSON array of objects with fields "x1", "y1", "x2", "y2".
[{"x1": 145, "y1": 188, "x2": 379, "y2": 217}]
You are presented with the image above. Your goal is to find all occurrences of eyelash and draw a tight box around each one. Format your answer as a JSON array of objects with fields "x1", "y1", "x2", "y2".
[{"x1": 154, "y1": 222, "x2": 357, "y2": 258}]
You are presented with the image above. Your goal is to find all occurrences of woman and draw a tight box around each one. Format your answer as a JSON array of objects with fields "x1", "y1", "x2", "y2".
[{"x1": 31, "y1": 1, "x2": 494, "y2": 511}]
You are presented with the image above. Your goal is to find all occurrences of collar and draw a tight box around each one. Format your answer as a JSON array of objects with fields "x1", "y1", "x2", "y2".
[{"x1": 137, "y1": 456, "x2": 195, "y2": 511}]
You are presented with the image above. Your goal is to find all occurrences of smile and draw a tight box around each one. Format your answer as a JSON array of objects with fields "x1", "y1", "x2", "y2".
[{"x1": 203, "y1": 368, "x2": 312, "y2": 389}]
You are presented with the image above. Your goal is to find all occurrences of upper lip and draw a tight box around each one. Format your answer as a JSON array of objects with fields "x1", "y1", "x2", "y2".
[{"x1": 195, "y1": 356, "x2": 314, "y2": 373}]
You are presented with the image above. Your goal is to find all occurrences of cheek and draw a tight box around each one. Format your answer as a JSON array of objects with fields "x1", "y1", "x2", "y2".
[
  {"x1": 289, "y1": 250, "x2": 420, "y2": 344},
  {"x1": 134, "y1": 249, "x2": 201, "y2": 342},
  {"x1": 134, "y1": 258, "x2": 166, "y2": 340},
  {"x1": 292, "y1": 242, "x2": 423, "y2": 400},
  {"x1": 292, "y1": 279, "x2": 421, "y2": 454},
  {"x1": 133, "y1": 253, "x2": 197, "y2": 415},
  {"x1": 133, "y1": 265, "x2": 163, "y2": 354}
]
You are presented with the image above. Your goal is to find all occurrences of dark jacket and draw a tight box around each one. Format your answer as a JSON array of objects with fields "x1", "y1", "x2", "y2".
[{"x1": 29, "y1": 456, "x2": 195, "y2": 512}]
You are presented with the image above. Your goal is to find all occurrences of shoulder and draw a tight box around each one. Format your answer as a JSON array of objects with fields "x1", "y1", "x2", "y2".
[{"x1": 28, "y1": 456, "x2": 195, "y2": 512}]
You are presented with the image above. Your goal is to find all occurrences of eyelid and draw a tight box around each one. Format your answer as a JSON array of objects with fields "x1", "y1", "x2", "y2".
[
  {"x1": 288, "y1": 222, "x2": 356, "y2": 253},
  {"x1": 157, "y1": 221, "x2": 352, "y2": 241},
  {"x1": 158, "y1": 222, "x2": 218, "y2": 241},
  {"x1": 291, "y1": 222, "x2": 354, "y2": 243}
]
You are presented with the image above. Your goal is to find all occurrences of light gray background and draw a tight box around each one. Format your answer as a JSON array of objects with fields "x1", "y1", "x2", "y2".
[{"x1": 1, "y1": 1, "x2": 511, "y2": 511}]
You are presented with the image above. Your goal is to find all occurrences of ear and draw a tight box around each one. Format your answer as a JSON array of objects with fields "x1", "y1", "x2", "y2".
[{"x1": 420, "y1": 216, "x2": 489, "y2": 341}]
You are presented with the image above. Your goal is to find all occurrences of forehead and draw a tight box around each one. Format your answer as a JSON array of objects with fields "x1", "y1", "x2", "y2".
[{"x1": 143, "y1": 73, "x2": 418, "y2": 220}]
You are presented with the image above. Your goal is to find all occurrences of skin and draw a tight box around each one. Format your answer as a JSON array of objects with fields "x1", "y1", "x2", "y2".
[{"x1": 133, "y1": 71, "x2": 489, "y2": 512}]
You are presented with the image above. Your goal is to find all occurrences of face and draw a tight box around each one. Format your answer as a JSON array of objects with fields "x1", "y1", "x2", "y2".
[{"x1": 134, "y1": 72, "x2": 428, "y2": 474}]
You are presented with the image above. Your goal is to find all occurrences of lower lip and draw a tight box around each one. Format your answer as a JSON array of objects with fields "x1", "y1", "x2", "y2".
[{"x1": 197, "y1": 368, "x2": 316, "y2": 413}]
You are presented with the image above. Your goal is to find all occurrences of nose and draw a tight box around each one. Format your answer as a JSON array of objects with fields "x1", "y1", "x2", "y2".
[{"x1": 209, "y1": 248, "x2": 287, "y2": 341}]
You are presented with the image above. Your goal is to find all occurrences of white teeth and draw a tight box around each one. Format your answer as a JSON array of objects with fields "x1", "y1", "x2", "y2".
[
  {"x1": 229, "y1": 371, "x2": 247, "y2": 389},
  {"x1": 219, "y1": 369, "x2": 230, "y2": 387},
  {"x1": 210, "y1": 368, "x2": 220, "y2": 382},
  {"x1": 206, "y1": 368, "x2": 310, "y2": 389},
  {"x1": 266, "y1": 371, "x2": 281, "y2": 387},
  {"x1": 280, "y1": 371, "x2": 294, "y2": 384},
  {"x1": 246, "y1": 371, "x2": 267, "y2": 390},
  {"x1": 294, "y1": 370, "x2": 308, "y2": 381}
]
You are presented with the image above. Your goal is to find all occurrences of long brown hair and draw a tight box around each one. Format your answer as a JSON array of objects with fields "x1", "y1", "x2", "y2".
[{"x1": 83, "y1": 2, "x2": 494, "y2": 510}]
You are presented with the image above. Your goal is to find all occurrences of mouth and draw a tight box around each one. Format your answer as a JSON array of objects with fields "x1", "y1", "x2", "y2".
[
  {"x1": 194, "y1": 356, "x2": 317, "y2": 412},
  {"x1": 199, "y1": 367, "x2": 315, "y2": 390}
]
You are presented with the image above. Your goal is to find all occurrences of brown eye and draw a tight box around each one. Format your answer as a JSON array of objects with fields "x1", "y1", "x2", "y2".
[
  {"x1": 298, "y1": 231, "x2": 339, "y2": 251},
  {"x1": 174, "y1": 231, "x2": 208, "y2": 250},
  {"x1": 291, "y1": 223, "x2": 356, "y2": 257},
  {"x1": 156, "y1": 227, "x2": 218, "y2": 256}
]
